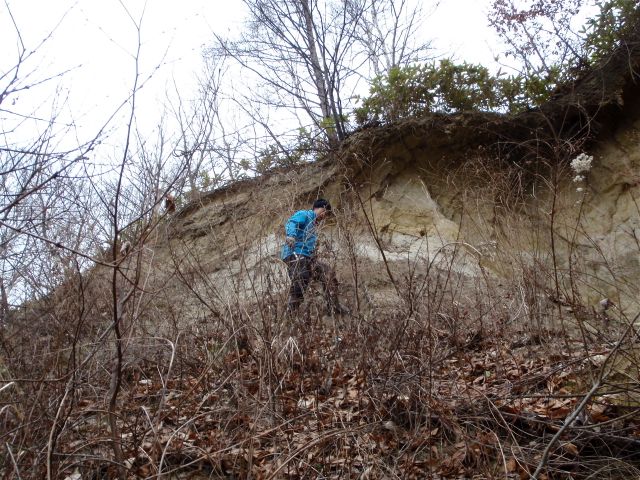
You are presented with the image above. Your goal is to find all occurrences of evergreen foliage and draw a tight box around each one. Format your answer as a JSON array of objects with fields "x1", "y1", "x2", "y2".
[
  {"x1": 355, "y1": 1, "x2": 640, "y2": 125},
  {"x1": 354, "y1": 60, "x2": 538, "y2": 123},
  {"x1": 584, "y1": 0, "x2": 640, "y2": 63}
]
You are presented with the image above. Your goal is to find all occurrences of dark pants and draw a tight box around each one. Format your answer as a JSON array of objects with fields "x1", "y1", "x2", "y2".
[{"x1": 284, "y1": 255, "x2": 341, "y2": 314}]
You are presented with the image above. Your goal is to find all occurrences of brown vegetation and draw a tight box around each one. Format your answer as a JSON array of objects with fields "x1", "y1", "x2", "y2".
[{"x1": 2, "y1": 22, "x2": 640, "y2": 480}]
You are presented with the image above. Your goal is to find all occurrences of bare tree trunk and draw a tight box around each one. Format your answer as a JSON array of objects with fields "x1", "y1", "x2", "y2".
[
  {"x1": 299, "y1": 0, "x2": 339, "y2": 146},
  {"x1": 0, "y1": 278, "x2": 8, "y2": 322}
]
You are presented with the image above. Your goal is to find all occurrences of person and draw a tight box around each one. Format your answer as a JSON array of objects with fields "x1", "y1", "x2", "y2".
[{"x1": 281, "y1": 199, "x2": 345, "y2": 316}]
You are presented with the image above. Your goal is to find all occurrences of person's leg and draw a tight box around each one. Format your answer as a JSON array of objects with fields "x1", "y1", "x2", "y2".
[
  {"x1": 285, "y1": 256, "x2": 311, "y2": 314},
  {"x1": 311, "y1": 260, "x2": 345, "y2": 315}
]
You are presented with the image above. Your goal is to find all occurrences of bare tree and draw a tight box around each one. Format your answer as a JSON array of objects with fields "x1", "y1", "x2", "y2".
[
  {"x1": 488, "y1": 0, "x2": 588, "y2": 80},
  {"x1": 348, "y1": 0, "x2": 437, "y2": 77},
  {"x1": 0, "y1": 3, "x2": 105, "y2": 319},
  {"x1": 210, "y1": 0, "x2": 368, "y2": 147},
  {"x1": 170, "y1": 59, "x2": 248, "y2": 194}
]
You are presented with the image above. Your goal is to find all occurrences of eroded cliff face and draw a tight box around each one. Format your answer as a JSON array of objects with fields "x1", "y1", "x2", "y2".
[
  {"x1": 151, "y1": 37, "x2": 640, "y2": 325},
  {"x1": 158, "y1": 96, "x2": 640, "y2": 325},
  {"x1": 558, "y1": 105, "x2": 640, "y2": 310}
]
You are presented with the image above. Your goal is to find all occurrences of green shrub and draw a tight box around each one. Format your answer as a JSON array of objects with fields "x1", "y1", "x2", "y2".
[
  {"x1": 354, "y1": 60, "x2": 551, "y2": 124},
  {"x1": 355, "y1": 2, "x2": 639, "y2": 125},
  {"x1": 584, "y1": 0, "x2": 640, "y2": 63}
]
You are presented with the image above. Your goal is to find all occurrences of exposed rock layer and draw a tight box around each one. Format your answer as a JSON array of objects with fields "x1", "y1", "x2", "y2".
[{"x1": 162, "y1": 32, "x2": 640, "y2": 320}]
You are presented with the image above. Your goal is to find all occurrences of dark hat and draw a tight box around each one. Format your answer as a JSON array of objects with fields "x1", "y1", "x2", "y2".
[{"x1": 312, "y1": 198, "x2": 332, "y2": 211}]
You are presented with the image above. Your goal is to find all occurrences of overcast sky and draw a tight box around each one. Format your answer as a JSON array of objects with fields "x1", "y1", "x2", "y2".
[{"x1": 1, "y1": 0, "x2": 501, "y2": 151}]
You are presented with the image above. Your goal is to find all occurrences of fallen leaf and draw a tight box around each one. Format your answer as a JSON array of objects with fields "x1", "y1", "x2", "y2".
[{"x1": 561, "y1": 442, "x2": 579, "y2": 456}]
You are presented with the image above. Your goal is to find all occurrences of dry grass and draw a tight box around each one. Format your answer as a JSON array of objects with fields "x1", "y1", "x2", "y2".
[{"x1": 2, "y1": 146, "x2": 640, "y2": 479}]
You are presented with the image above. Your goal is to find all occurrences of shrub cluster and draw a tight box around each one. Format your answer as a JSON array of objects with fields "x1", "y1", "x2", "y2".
[{"x1": 354, "y1": 60, "x2": 557, "y2": 123}]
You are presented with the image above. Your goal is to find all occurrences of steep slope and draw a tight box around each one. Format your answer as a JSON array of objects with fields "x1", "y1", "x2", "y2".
[
  {"x1": 163, "y1": 96, "x2": 640, "y2": 324},
  {"x1": 3, "y1": 24, "x2": 640, "y2": 479}
]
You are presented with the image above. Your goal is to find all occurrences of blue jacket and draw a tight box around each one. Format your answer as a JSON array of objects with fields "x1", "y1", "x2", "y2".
[{"x1": 281, "y1": 209, "x2": 318, "y2": 259}]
